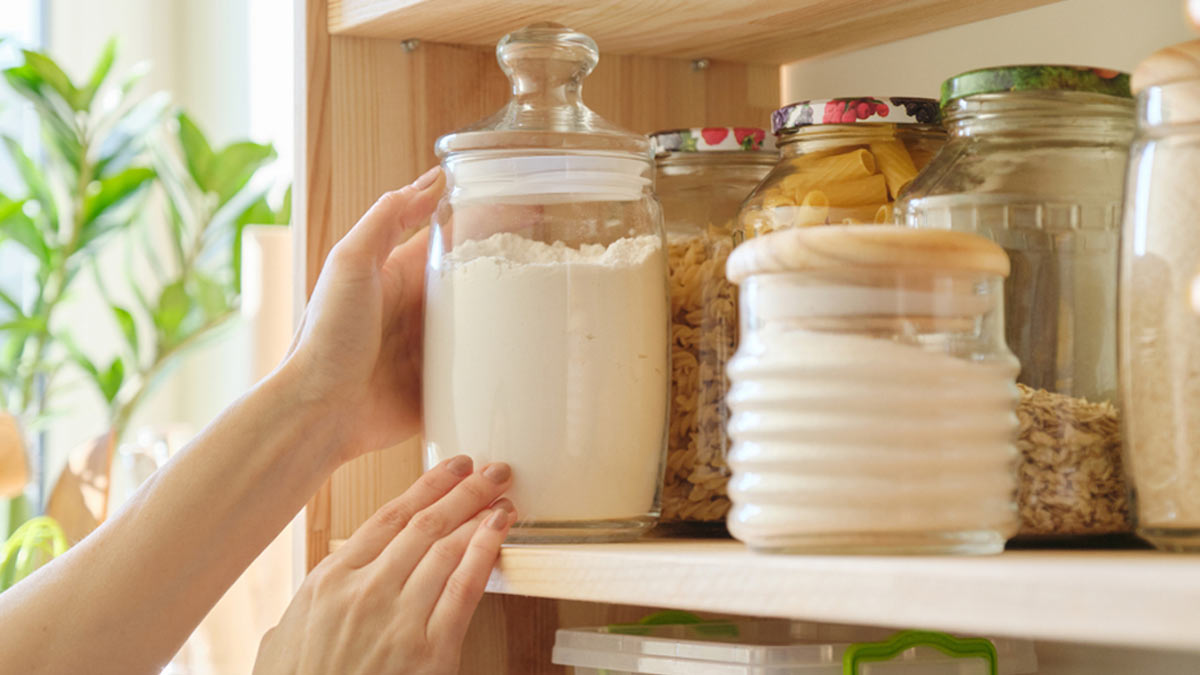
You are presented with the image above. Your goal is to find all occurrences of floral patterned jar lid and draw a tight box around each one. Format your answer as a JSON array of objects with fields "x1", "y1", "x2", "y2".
[
  {"x1": 650, "y1": 127, "x2": 775, "y2": 155},
  {"x1": 771, "y1": 97, "x2": 941, "y2": 135},
  {"x1": 940, "y1": 65, "x2": 1132, "y2": 107}
]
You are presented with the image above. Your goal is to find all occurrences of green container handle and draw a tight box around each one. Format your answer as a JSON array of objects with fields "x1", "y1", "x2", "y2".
[{"x1": 843, "y1": 630, "x2": 997, "y2": 675}]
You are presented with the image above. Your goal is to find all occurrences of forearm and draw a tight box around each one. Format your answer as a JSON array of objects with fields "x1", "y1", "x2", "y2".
[{"x1": 0, "y1": 362, "x2": 342, "y2": 674}]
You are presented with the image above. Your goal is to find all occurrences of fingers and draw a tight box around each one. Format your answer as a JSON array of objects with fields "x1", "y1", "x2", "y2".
[
  {"x1": 338, "y1": 166, "x2": 444, "y2": 267},
  {"x1": 426, "y1": 507, "x2": 515, "y2": 646},
  {"x1": 376, "y1": 463, "x2": 513, "y2": 583},
  {"x1": 397, "y1": 498, "x2": 515, "y2": 617},
  {"x1": 335, "y1": 454, "x2": 475, "y2": 569}
]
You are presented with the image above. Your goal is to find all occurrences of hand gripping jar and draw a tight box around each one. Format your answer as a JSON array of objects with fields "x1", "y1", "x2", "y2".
[
  {"x1": 1120, "y1": 42, "x2": 1200, "y2": 551},
  {"x1": 737, "y1": 97, "x2": 945, "y2": 240},
  {"x1": 724, "y1": 226, "x2": 1020, "y2": 554},
  {"x1": 897, "y1": 66, "x2": 1135, "y2": 539},
  {"x1": 650, "y1": 127, "x2": 776, "y2": 529},
  {"x1": 422, "y1": 24, "x2": 669, "y2": 543}
]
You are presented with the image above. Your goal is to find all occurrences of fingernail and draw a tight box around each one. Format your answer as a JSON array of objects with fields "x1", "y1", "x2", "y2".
[
  {"x1": 492, "y1": 498, "x2": 515, "y2": 514},
  {"x1": 486, "y1": 510, "x2": 510, "y2": 531},
  {"x1": 446, "y1": 455, "x2": 473, "y2": 477},
  {"x1": 482, "y1": 463, "x2": 511, "y2": 484},
  {"x1": 412, "y1": 166, "x2": 440, "y2": 190}
]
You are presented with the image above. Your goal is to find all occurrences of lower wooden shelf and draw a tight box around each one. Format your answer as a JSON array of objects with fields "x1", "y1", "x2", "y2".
[{"x1": 477, "y1": 539, "x2": 1200, "y2": 653}]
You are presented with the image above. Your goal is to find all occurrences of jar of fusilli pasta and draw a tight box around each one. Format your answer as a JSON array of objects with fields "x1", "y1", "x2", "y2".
[
  {"x1": 736, "y1": 97, "x2": 944, "y2": 240},
  {"x1": 650, "y1": 127, "x2": 776, "y2": 531}
]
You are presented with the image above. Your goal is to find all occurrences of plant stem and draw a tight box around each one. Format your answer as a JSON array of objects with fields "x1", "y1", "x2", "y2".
[{"x1": 110, "y1": 309, "x2": 234, "y2": 442}]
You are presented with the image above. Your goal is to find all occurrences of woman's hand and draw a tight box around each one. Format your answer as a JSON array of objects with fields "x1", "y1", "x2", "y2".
[
  {"x1": 254, "y1": 455, "x2": 516, "y2": 675},
  {"x1": 283, "y1": 167, "x2": 445, "y2": 461}
]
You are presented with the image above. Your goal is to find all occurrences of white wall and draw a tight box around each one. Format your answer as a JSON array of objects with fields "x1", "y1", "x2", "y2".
[{"x1": 783, "y1": 0, "x2": 1194, "y2": 102}]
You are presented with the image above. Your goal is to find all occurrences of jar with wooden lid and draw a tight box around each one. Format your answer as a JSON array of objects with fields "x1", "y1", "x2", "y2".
[
  {"x1": 736, "y1": 97, "x2": 945, "y2": 240},
  {"x1": 897, "y1": 65, "x2": 1135, "y2": 540},
  {"x1": 650, "y1": 127, "x2": 776, "y2": 530},
  {"x1": 725, "y1": 226, "x2": 1020, "y2": 554},
  {"x1": 1120, "y1": 42, "x2": 1200, "y2": 551}
]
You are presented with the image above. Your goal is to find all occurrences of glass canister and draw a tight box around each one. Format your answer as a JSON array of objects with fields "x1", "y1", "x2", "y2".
[
  {"x1": 650, "y1": 127, "x2": 776, "y2": 529},
  {"x1": 897, "y1": 66, "x2": 1135, "y2": 539},
  {"x1": 1120, "y1": 42, "x2": 1200, "y2": 551},
  {"x1": 725, "y1": 226, "x2": 1020, "y2": 554},
  {"x1": 422, "y1": 23, "x2": 669, "y2": 543},
  {"x1": 737, "y1": 97, "x2": 945, "y2": 240}
]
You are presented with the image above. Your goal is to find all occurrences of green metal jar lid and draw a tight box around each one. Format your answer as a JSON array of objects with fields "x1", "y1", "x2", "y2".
[{"x1": 941, "y1": 65, "x2": 1132, "y2": 107}]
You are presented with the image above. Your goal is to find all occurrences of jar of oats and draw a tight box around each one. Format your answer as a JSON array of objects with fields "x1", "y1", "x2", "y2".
[
  {"x1": 650, "y1": 127, "x2": 776, "y2": 530},
  {"x1": 1120, "y1": 42, "x2": 1200, "y2": 551}
]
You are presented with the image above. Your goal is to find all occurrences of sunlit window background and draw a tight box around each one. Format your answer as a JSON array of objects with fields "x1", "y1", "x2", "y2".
[{"x1": 0, "y1": 1, "x2": 295, "y2": 672}]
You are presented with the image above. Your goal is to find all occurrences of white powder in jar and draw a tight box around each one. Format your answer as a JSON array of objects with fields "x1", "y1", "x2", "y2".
[{"x1": 423, "y1": 232, "x2": 668, "y2": 522}]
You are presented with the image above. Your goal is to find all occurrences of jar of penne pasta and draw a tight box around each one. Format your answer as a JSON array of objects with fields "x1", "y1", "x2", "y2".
[
  {"x1": 737, "y1": 97, "x2": 944, "y2": 240},
  {"x1": 649, "y1": 127, "x2": 777, "y2": 531}
]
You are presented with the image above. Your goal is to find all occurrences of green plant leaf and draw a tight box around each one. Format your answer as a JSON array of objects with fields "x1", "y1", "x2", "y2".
[
  {"x1": 277, "y1": 184, "x2": 292, "y2": 225},
  {"x1": 97, "y1": 357, "x2": 124, "y2": 404},
  {"x1": 154, "y1": 280, "x2": 190, "y2": 347},
  {"x1": 192, "y1": 273, "x2": 229, "y2": 321},
  {"x1": 0, "y1": 198, "x2": 49, "y2": 266},
  {"x1": 0, "y1": 288, "x2": 22, "y2": 317},
  {"x1": 1, "y1": 136, "x2": 58, "y2": 228},
  {"x1": 207, "y1": 141, "x2": 275, "y2": 206},
  {"x1": 76, "y1": 37, "x2": 117, "y2": 110},
  {"x1": 176, "y1": 112, "x2": 214, "y2": 189},
  {"x1": 230, "y1": 196, "x2": 275, "y2": 293},
  {"x1": 111, "y1": 304, "x2": 138, "y2": 360},
  {"x1": 19, "y1": 50, "x2": 80, "y2": 110},
  {"x1": 4, "y1": 65, "x2": 82, "y2": 168},
  {"x1": 0, "y1": 315, "x2": 46, "y2": 334},
  {"x1": 94, "y1": 92, "x2": 170, "y2": 177},
  {"x1": 80, "y1": 166, "x2": 155, "y2": 236}
]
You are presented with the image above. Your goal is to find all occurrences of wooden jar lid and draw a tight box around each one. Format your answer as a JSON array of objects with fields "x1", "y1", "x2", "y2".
[
  {"x1": 1132, "y1": 40, "x2": 1200, "y2": 93},
  {"x1": 726, "y1": 225, "x2": 1010, "y2": 284}
]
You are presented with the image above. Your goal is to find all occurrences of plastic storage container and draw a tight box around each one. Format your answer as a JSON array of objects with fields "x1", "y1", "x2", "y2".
[
  {"x1": 737, "y1": 97, "x2": 944, "y2": 240},
  {"x1": 724, "y1": 226, "x2": 1020, "y2": 554},
  {"x1": 651, "y1": 127, "x2": 777, "y2": 529},
  {"x1": 1120, "y1": 42, "x2": 1200, "y2": 551},
  {"x1": 553, "y1": 621, "x2": 1038, "y2": 674},
  {"x1": 422, "y1": 23, "x2": 669, "y2": 543},
  {"x1": 897, "y1": 65, "x2": 1135, "y2": 539}
]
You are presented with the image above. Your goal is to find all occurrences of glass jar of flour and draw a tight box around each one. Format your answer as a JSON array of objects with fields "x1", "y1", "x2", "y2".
[{"x1": 423, "y1": 23, "x2": 669, "y2": 542}]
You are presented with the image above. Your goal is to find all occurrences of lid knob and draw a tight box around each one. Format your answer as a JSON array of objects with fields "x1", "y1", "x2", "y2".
[{"x1": 497, "y1": 23, "x2": 599, "y2": 96}]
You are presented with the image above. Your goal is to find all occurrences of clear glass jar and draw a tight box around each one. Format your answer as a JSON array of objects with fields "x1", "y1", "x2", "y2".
[
  {"x1": 1120, "y1": 57, "x2": 1200, "y2": 551},
  {"x1": 897, "y1": 66, "x2": 1135, "y2": 539},
  {"x1": 738, "y1": 97, "x2": 945, "y2": 240},
  {"x1": 650, "y1": 128, "x2": 776, "y2": 530},
  {"x1": 725, "y1": 226, "x2": 1020, "y2": 554},
  {"x1": 422, "y1": 23, "x2": 669, "y2": 543}
]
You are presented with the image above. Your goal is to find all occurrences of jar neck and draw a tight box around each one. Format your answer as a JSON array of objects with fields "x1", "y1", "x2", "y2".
[
  {"x1": 943, "y1": 92, "x2": 1134, "y2": 142},
  {"x1": 778, "y1": 124, "x2": 937, "y2": 157}
]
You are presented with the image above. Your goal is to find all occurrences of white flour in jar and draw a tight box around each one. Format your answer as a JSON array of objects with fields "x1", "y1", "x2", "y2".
[{"x1": 423, "y1": 232, "x2": 668, "y2": 522}]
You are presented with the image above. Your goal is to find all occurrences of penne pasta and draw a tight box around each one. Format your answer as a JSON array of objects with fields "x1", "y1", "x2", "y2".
[
  {"x1": 820, "y1": 174, "x2": 889, "y2": 206},
  {"x1": 874, "y1": 203, "x2": 895, "y2": 224},
  {"x1": 788, "y1": 148, "x2": 877, "y2": 183},
  {"x1": 869, "y1": 140, "x2": 920, "y2": 199},
  {"x1": 833, "y1": 204, "x2": 887, "y2": 224}
]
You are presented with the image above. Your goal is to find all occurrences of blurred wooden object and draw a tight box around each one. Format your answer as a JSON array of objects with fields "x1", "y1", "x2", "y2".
[
  {"x1": 0, "y1": 413, "x2": 28, "y2": 499},
  {"x1": 1132, "y1": 39, "x2": 1200, "y2": 92},
  {"x1": 45, "y1": 431, "x2": 115, "y2": 543}
]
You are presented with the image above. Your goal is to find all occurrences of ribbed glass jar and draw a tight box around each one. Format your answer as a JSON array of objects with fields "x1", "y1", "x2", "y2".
[{"x1": 725, "y1": 226, "x2": 1020, "y2": 554}]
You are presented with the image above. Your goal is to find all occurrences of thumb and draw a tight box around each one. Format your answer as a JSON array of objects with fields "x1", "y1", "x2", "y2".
[{"x1": 340, "y1": 167, "x2": 445, "y2": 266}]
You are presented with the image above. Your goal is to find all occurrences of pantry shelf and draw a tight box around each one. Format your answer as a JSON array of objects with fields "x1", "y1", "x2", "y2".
[
  {"x1": 477, "y1": 539, "x2": 1200, "y2": 653},
  {"x1": 326, "y1": 0, "x2": 1062, "y2": 64}
]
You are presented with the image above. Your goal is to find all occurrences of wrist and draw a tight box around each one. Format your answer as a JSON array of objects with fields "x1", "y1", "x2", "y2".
[{"x1": 261, "y1": 357, "x2": 354, "y2": 473}]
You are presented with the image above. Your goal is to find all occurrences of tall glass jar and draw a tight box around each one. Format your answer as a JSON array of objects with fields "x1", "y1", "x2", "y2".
[
  {"x1": 738, "y1": 97, "x2": 944, "y2": 240},
  {"x1": 897, "y1": 66, "x2": 1135, "y2": 539},
  {"x1": 422, "y1": 23, "x2": 669, "y2": 543},
  {"x1": 1120, "y1": 43, "x2": 1200, "y2": 551},
  {"x1": 725, "y1": 226, "x2": 1020, "y2": 554},
  {"x1": 650, "y1": 127, "x2": 776, "y2": 530}
]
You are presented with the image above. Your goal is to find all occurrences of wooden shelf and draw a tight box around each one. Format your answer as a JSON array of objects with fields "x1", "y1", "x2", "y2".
[
  {"x1": 474, "y1": 539, "x2": 1200, "y2": 652},
  {"x1": 327, "y1": 0, "x2": 1062, "y2": 64}
]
